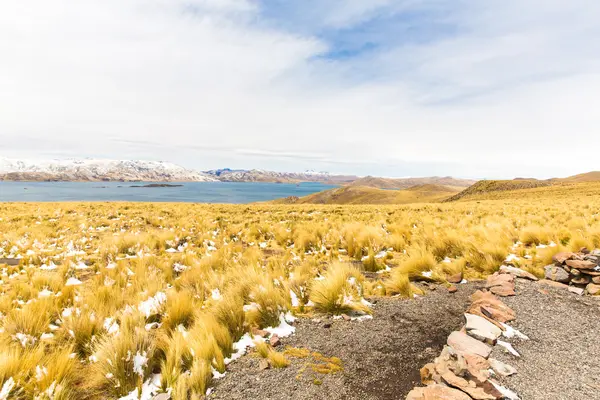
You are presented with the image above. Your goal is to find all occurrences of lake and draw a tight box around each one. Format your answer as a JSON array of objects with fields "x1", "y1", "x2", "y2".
[{"x1": 0, "y1": 181, "x2": 336, "y2": 203}]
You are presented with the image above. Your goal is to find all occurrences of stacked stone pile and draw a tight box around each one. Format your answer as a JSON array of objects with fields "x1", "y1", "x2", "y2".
[
  {"x1": 406, "y1": 267, "x2": 536, "y2": 400},
  {"x1": 541, "y1": 249, "x2": 600, "y2": 296}
]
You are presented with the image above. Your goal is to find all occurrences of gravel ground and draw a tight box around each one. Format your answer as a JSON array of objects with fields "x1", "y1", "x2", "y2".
[
  {"x1": 210, "y1": 282, "x2": 483, "y2": 400},
  {"x1": 491, "y1": 279, "x2": 600, "y2": 400}
]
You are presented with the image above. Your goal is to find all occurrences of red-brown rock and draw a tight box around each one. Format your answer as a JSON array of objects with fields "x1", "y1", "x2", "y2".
[
  {"x1": 447, "y1": 272, "x2": 463, "y2": 284},
  {"x1": 406, "y1": 384, "x2": 472, "y2": 400},
  {"x1": 489, "y1": 284, "x2": 516, "y2": 297},
  {"x1": 552, "y1": 252, "x2": 575, "y2": 264},
  {"x1": 565, "y1": 259, "x2": 596, "y2": 270}
]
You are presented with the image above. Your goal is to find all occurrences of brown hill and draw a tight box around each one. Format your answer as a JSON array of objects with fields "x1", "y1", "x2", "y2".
[
  {"x1": 559, "y1": 171, "x2": 600, "y2": 183},
  {"x1": 348, "y1": 176, "x2": 475, "y2": 190},
  {"x1": 273, "y1": 184, "x2": 460, "y2": 205},
  {"x1": 445, "y1": 179, "x2": 553, "y2": 202}
]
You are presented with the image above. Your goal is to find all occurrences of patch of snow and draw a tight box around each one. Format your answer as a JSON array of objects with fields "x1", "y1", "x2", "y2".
[
  {"x1": 65, "y1": 277, "x2": 82, "y2": 286},
  {"x1": 265, "y1": 313, "x2": 295, "y2": 338},
  {"x1": 497, "y1": 340, "x2": 520, "y2": 357},
  {"x1": 225, "y1": 333, "x2": 256, "y2": 364},
  {"x1": 374, "y1": 251, "x2": 387, "y2": 259},
  {"x1": 133, "y1": 351, "x2": 148, "y2": 377},
  {"x1": 211, "y1": 288, "x2": 222, "y2": 301},
  {"x1": 38, "y1": 288, "x2": 53, "y2": 298},
  {"x1": 500, "y1": 323, "x2": 529, "y2": 340},
  {"x1": 505, "y1": 254, "x2": 519, "y2": 262},
  {"x1": 421, "y1": 271, "x2": 433, "y2": 278},
  {"x1": 212, "y1": 367, "x2": 226, "y2": 379},
  {"x1": 490, "y1": 381, "x2": 520, "y2": 400},
  {"x1": 138, "y1": 292, "x2": 167, "y2": 318},
  {"x1": 290, "y1": 290, "x2": 299, "y2": 307},
  {"x1": 0, "y1": 377, "x2": 16, "y2": 400}
]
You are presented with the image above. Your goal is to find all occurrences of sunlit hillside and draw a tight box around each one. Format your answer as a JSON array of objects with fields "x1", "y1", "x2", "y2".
[
  {"x1": 2, "y1": 183, "x2": 600, "y2": 398},
  {"x1": 273, "y1": 184, "x2": 460, "y2": 205}
]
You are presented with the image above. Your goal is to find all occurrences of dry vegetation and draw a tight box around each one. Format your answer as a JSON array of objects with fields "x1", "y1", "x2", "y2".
[
  {"x1": 1, "y1": 182, "x2": 600, "y2": 398},
  {"x1": 274, "y1": 184, "x2": 460, "y2": 205}
]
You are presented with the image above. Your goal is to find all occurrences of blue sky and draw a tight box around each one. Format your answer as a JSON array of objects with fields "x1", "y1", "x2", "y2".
[{"x1": 1, "y1": 0, "x2": 599, "y2": 179}]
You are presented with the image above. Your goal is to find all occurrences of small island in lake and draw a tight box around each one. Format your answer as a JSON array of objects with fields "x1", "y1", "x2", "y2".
[{"x1": 130, "y1": 184, "x2": 184, "y2": 188}]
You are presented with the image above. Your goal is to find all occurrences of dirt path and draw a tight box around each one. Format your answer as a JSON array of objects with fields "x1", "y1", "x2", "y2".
[
  {"x1": 209, "y1": 282, "x2": 483, "y2": 400},
  {"x1": 491, "y1": 280, "x2": 600, "y2": 400}
]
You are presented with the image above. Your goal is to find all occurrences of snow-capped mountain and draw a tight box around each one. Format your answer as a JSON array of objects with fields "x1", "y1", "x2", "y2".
[
  {"x1": 203, "y1": 168, "x2": 356, "y2": 183},
  {"x1": 0, "y1": 158, "x2": 217, "y2": 182}
]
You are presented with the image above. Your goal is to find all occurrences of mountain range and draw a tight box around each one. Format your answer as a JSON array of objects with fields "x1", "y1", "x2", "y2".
[{"x1": 0, "y1": 157, "x2": 471, "y2": 187}]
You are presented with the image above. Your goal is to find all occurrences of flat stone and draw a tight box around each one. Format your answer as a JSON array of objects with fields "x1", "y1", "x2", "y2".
[
  {"x1": 448, "y1": 331, "x2": 492, "y2": 359},
  {"x1": 586, "y1": 283, "x2": 600, "y2": 295},
  {"x1": 539, "y1": 279, "x2": 570, "y2": 290},
  {"x1": 0, "y1": 258, "x2": 20, "y2": 266},
  {"x1": 465, "y1": 314, "x2": 502, "y2": 339},
  {"x1": 565, "y1": 259, "x2": 596, "y2": 270},
  {"x1": 544, "y1": 265, "x2": 570, "y2": 282},
  {"x1": 469, "y1": 291, "x2": 515, "y2": 323},
  {"x1": 552, "y1": 252, "x2": 575, "y2": 263},
  {"x1": 406, "y1": 384, "x2": 472, "y2": 400},
  {"x1": 592, "y1": 276, "x2": 600, "y2": 284},
  {"x1": 499, "y1": 265, "x2": 539, "y2": 281},
  {"x1": 489, "y1": 358, "x2": 517, "y2": 377},
  {"x1": 153, "y1": 394, "x2": 170, "y2": 400},
  {"x1": 580, "y1": 269, "x2": 600, "y2": 276},
  {"x1": 448, "y1": 285, "x2": 458, "y2": 293},
  {"x1": 571, "y1": 276, "x2": 590, "y2": 285},
  {"x1": 568, "y1": 286, "x2": 585, "y2": 296},
  {"x1": 486, "y1": 273, "x2": 514, "y2": 288},
  {"x1": 570, "y1": 268, "x2": 581, "y2": 276},
  {"x1": 489, "y1": 284, "x2": 516, "y2": 297}
]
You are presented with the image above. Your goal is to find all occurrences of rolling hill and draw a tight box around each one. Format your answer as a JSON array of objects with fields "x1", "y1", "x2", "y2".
[
  {"x1": 445, "y1": 171, "x2": 600, "y2": 202},
  {"x1": 445, "y1": 179, "x2": 552, "y2": 201},
  {"x1": 348, "y1": 176, "x2": 476, "y2": 190},
  {"x1": 557, "y1": 171, "x2": 600, "y2": 183},
  {"x1": 272, "y1": 184, "x2": 461, "y2": 205}
]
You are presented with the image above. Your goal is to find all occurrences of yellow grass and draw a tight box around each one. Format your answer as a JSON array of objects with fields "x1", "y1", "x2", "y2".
[{"x1": 1, "y1": 183, "x2": 600, "y2": 397}]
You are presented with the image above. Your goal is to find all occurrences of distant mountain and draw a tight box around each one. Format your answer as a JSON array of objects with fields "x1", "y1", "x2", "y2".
[
  {"x1": 348, "y1": 176, "x2": 476, "y2": 190},
  {"x1": 204, "y1": 168, "x2": 357, "y2": 184},
  {"x1": 0, "y1": 158, "x2": 217, "y2": 182}
]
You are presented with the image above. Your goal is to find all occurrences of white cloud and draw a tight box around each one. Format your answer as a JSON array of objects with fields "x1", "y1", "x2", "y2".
[{"x1": 0, "y1": 0, "x2": 599, "y2": 179}]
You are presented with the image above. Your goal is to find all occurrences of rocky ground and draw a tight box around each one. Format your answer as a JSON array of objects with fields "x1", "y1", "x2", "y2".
[
  {"x1": 491, "y1": 279, "x2": 600, "y2": 399},
  {"x1": 209, "y1": 282, "x2": 483, "y2": 400}
]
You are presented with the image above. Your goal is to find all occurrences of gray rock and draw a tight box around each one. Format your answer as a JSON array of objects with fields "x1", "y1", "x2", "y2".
[
  {"x1": 499, "y1": 265, "x2": 539, "y2": 281},
  {"x1": 544, "y1": 265, "x2": 570, "y2": 283}
]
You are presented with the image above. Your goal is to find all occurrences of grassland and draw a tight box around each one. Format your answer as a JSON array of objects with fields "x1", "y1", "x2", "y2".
[
  {"x1": 1, "y1": 182, "x2": 600, "y2": 399},
  {"x1": 274, "y1": 184, "x2": 460, "y2": 205}
]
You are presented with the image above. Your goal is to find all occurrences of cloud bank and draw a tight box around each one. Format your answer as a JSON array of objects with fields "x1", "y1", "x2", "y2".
[{"x1": 1, "y1": 0, "x2": 599, "y2": 178}]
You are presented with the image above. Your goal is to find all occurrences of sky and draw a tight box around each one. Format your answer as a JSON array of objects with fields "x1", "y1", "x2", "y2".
[{"x1": 1, "y1": 0, "x2": 599, "y2": 179}]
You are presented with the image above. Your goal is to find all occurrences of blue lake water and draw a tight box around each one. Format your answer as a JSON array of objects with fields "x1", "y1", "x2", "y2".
[{"x1": 0, "y1": 181, "x2": 336, "y2": 203}]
